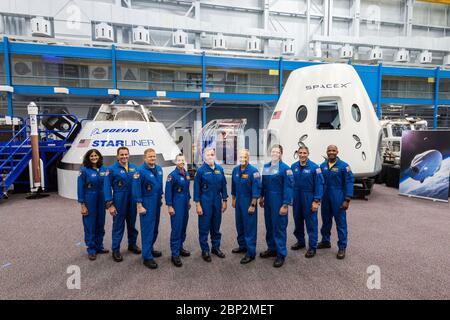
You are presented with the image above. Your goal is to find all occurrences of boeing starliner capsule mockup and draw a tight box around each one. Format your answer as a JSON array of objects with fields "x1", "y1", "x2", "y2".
[
  {"x1": 267, "y1": 63, "x2": 382, "y2": 178},
  {"x1": 57, "y1": 100, "x2": 180, "y2": 199}
]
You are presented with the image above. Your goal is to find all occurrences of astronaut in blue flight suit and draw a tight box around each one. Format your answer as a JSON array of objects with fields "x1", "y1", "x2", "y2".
[
  {"x1": 194, "y1": 147, "x2": 228, "y2": 262},
  {"x1": 290, "y1": 146, "x2": 324, "y2": 258},
  {"x1": 104, "y1": 147, "x2": 141, "y2": 262},
  {"x1": 77, "y1": 149, "x2": 109, "y2": 261},
  {"x1": 165, "y1": 154, "x2": 191, "y2": 267},
  {"x1": 318, "y1": 145, "x2": 354, "y2": 260},
  {"x1": 231, "y1": 149, "x2": 261, "y2": 264},
  {"x1": 132, "y1": 148, "x2": 164, "y2": 269},
  {"x1": 259, "y1": 144, "x2": 294, "y2": 268}
]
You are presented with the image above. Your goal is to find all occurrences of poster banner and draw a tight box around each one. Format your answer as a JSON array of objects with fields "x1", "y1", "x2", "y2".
[{"x1": 399, "y1": 130, "x2": 450, "y2": 202}]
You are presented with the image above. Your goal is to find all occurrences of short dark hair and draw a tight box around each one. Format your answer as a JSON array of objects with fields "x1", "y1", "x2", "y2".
[
  {"x1": 298, "y1": 145, "x2": 309, "y2": 153},
  {"x1": 83, "y1": 149, "x2": 104, "y2": 168},
  {"x1": 116, "y1": 147, "x2": 129, "y2": 155}
]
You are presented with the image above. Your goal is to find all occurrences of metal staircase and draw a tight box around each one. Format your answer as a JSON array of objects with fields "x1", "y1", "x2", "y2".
[
  {"x1": 0, "y1": 113, "x2": 80, "y2": 199},
  {"x1": 0, "y1": 126, "x2": 31, "y2": 198}
]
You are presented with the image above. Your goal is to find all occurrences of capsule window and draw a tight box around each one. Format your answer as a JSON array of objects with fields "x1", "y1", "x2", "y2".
[
  {"x1": 351, "y1": 104, "x2": 361, "y2": 122},
  {"x1": 317, "y1": 99, "x2": 340, "y2": 130},
  {"x1": 296, "y1": 105, "x2": 307, "y2": 123}
]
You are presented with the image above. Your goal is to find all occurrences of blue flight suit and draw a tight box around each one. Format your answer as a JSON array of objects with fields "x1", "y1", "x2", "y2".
[
  {"x1": 77, "y1": 165, "x2": 108, "y2": 255},
  {"x1": 231, "y1": 164, "x2": 261, "y2": 259},
  {"x1": 319, "y1": 158, "x2": 354, "y2": 250},
  {"x1": 165, "y1": 167, "x2": 191, "y2": 258},
  {"x1": 194, "y1": 162, "x2": 228, "y2": 253},
  {"x1": 132, "y1": 164, "x2": 163, "y2": 261},
  {"x1": 104, "y1": 162, "x2": 139, "y2": 253},
  {"x1": 261, "y1": 161, "x2": 294, "y2": 258},
  {"x1": 291, "y1": 160, "x2": 324, "y2": 251}
]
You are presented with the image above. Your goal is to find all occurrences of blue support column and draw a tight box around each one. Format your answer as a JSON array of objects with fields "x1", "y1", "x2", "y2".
[
  {"x1": 111, "y1": 44, "x2": 119, "y2": 103},
  {"x1": 433, "y1": 67, "x2": 440, "y2": 129},
  {"x1": 201, "y1": 51, "x2": 206, "y2": 126},
  {"x1": 278, "y1": 56, "x2": 283, "y2": 96},
  {"x1": 376, "y1": 63, "x2": 383, "y2": 119},
  {"x1": 3, "y1": 36, "x2": 13, "y2": 117}
]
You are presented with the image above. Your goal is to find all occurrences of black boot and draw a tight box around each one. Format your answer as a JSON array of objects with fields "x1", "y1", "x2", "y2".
[
  {"x1": 317, "y1": 242, "x2": 331, "y2": 249},
  {"x1": 211, "y1": 248, "x2": 226, "y2": 258},
  {"x1": 180, "y1": 248, "x2": 191, "y2": 257},
  {"x1": 305, "y1": 249, "x2": 316, "y2": 258},
  {"x1": 152, "y1": 250, "x2": 162, "y2": 258},
  {"x1": 202, "y1": 251, "x2": 212, "y2": 262},
  {"x1": 240, "y1": 255, "x2": 255, "y2": 264},
  {"x1": 143, "y1": 259, "x2": 158, "y2": 269},
  {"x1": 172, "y1": 256, "x2": 183, "y2": 267},
  {"x1": 291, "y1": 243, "x2": 306, "y2": 250},
  {"x1": 128, "y1": 244, "x2": 141, "y2": 254},
  {"x1": 273, "y1": 256, "x2": 285, "y2": 268},
  {"x1": 337, "y1": 249, "x2": 346, "y2": 260},
  {"x1": 112, "y1": 251, "x2": 123, "y2": 262},
  {"x1": 259, "y1": 250, "x2": 277, "y2": 258}
]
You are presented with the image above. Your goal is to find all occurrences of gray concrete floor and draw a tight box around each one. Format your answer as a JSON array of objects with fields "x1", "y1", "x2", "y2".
[{"x1": 0, "y1": 183, "x2": 449, "y2": 300}]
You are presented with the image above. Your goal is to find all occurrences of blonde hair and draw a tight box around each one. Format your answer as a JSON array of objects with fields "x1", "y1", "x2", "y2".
[{"x1": 144, "y1": 148, "x2": 156, "y2": 156}]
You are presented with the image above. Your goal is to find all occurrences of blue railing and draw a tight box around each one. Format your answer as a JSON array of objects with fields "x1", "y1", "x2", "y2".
[{"x1": 0, "y1": 113, "x2": 80, "y2": 195}]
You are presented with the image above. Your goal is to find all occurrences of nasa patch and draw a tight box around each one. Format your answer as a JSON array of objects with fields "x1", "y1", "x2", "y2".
[
  {"x1": 133, "y1": 172, "x2": 140, "y2": 179},
  {"x1": 167, "y1": 175, "x2": 172, "y2": 182}
]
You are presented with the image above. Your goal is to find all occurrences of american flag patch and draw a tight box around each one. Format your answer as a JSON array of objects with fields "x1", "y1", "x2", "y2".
[
  {"x1": 316, "y1": 168, "x2": 322, "y2": 174},
  {"x1": 253, "y1": 172, "x2": 260, "y2": 178},
  {"x1": 346, "y1": 166, "x2": 351, "y2": 172},
  {"x1": 272, "y1": 111, "x2": 282, "y2": 120},
  {"x1": 77, "y1": 139, "x2": 91, "y2": 148}
]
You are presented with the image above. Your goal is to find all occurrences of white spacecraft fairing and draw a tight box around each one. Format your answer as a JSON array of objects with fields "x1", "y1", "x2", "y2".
[
  {"x1": 267, "y1": 63, "x2": 383, "y2": 178},
  {"x1": 57, "y1": 101, "x2": 179, "y2": 199}
]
